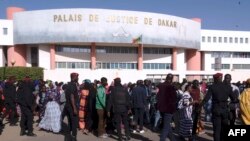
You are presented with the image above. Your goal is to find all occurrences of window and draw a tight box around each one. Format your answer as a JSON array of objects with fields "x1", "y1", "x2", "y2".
[
  {"x1": 235, "y1": 37, "x2": 238, "y2": 43},
  {"x1": 213, "y1": 37, "x2": 217, "y2": 43},
  {"x1": 232, "y1": 52, "x2": 250, "y2": 58},
  {"x1": 96, "y1": 47, "x2": 106, "y2": 53},
  {"x1": 224, "y1": 37, "x2": 227, "y2": 43},
  {"x1": 229, "y1": 37, "x2": 233, "y2": 43},
  {"x1": 98, "y1": 46, "x2": 137, "y2": 54},
  {"x1": 202, "y1": 36, "x2": 206, "y2": 42},
  {"x1": 211, "y1": 52, "x2": 231, "y2": 58},
  {"x1": 3, "y1": 28, "x2": 8, "y2": 35},
  {"x1": 240, "y1": 38, "x2": 243, "y2": 43},
  {"x1": 233, "y1": 64, "x2": 250, "y2": 69},
  {"x1": 245, "y1": 38, "x2": 248, "y2": 44},
  {"x1": 56, "y1": 62, "x2": 90, "y2": 69},
  {"x1": 96, "y1": 62, "x2": 137, "y2": 69},
  {"x1": 143, "y1": 63, "x2": 171, "y2": 70},
  {"x1": 96, "y1": 62, "x2": 102, "y2": 69},
  {"x1": 219, "y1": 37, "x2": 222, "y2": 43},
  {"x1": 207, "y1": 37, "x2": 211, "y2": 42},
  {"x1": 143, "y1": 48, "x2": 171, "y2": 54},
  {"x1": 211, "y1": 64, "x2": 230, "y2": 69},
  {"x1": 56, "y1": 62, "x2": 66, "y2": 68},
  {"x1": 56, "y1": 46, "x2": 90, "y2": 53}
]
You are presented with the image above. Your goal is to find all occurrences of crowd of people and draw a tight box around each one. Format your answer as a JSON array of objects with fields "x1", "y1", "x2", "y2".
[{"x1": 0, "y1": 72, "x2": 249, "y2": 141}]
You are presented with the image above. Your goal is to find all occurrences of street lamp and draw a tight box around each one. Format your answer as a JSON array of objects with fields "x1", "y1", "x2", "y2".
[{"x1": 11, "y1": 60, "x2": 16, "y2": 67}]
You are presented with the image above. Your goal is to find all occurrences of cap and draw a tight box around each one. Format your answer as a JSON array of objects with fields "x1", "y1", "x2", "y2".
[
  {"x1": 213, "y1": 73, "x2": 223, "y2": 79},
  {"x1": 83, "y1": 79, "x2": 91, "y2": 84},
  {"x1": 70, "y1": 72, "x2": 79, "y2": 78},
  {"x1": 114, "y1": 77, "x2": 121, "y2": 83}
]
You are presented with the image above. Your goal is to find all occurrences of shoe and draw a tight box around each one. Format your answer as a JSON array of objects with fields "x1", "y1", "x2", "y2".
[
  {"x1": 118, "y1": 137, "x2": 123, "y2": 141},
  {"x1": 152, "y1": 127, "x2": 157, "y2": 132},
  {"x1": 139, "y1": 130, "x2": 145, "y2": 134},
  {"x1": 99, "y1": 134, "x2": 108, "y2": 139},
  {"x1": 20, "y1": 130, "x2": 26, "y2": 136},
  {"x1": 125, "y1": 136, "x2": 131, "y2": 141},
  {"x1": 72, "y1": 135, "x2": 77, "y2": 141},
  {"x1": 0, "y1": 120, "x2": 3, "y2": 127},
  {"x1": 27, "y1": 132, "x2": 37, "y2": 137},
  {"x1": 132, "y1": 130, "x2": 137, "y2": 133},
  {"x1": 104, "y1": 133, "x2": 109, "y2": 137},
  {"x1": 10, "y1": 123, "x2": 18, "y2": 126}
]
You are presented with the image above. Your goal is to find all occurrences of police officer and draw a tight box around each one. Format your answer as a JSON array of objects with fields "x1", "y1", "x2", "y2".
[
  {"x1": 201, "y1": 73, "x2": 237, "y2": 141},
  {"x1": 3, "y1": 76, "x2": 17, "y2": 126},
  {"x1": 17, "y1": 77, "x2": 36, "y2": 136},
  {"x1": 107, "y1": 78, "x2": 131, "y2": 141},
  {"x1": 64, "y1": 73, "x2": 79, "y2": 141}
]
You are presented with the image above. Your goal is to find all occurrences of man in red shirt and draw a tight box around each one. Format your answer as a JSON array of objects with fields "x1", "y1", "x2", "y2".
[{"x1": 157, "y1": 73, "x2": 177, "y2": 141}]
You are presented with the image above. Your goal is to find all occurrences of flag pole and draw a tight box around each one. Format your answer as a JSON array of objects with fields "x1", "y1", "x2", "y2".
[
  {"x1": 140, "y1": 35, "x2": 143, "y2": 70},
  {"x1": 141, "y1": 35, "x2": 143, "y2": 62}
]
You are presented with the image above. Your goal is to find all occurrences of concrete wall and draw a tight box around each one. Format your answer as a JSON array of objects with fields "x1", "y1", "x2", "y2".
[
  {"x1": 201, "y1": 30, "x2": 250, "y2": 52},
  {"x1": 0, "y1": 20, "x2": 13, "y2": 45},
  {"x1": 13, "y1": 8, "x2": 200, "y2": 49}
]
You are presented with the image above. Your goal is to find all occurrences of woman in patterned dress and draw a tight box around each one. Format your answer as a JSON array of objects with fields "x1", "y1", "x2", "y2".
[
  {"x1": 178, "y1": 83, "x2": 194, "y2": 141},
  {"x1": 38, "y1": 84, "x2": 61, "y2": 133},
  {"x1": 79, "y1": 80, "x2": 91, "y2": 134}
]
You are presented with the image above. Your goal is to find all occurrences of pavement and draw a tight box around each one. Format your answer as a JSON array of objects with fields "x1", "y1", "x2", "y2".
[{"x1": 0, "y1": 117, "x2": 213, "y2": 141}]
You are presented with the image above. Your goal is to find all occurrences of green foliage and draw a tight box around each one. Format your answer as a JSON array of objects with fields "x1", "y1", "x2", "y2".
[{"x1": 0, "y1": 67, "x2": 43, "y2": 80}]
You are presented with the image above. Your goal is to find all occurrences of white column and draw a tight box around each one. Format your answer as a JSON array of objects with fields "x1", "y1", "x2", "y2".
[
  {"x1": 176, "y1": 48, "x2": 186, "y2": 71},
  {"x1": 39, "y1": 45, "x2": 50, "y2": 70},
  {"x1": 0, "y1": 46, "x2": 3, "y2": 66},
  {"x1": 26, "y1": 46, "x2": 31, "y2": 67}
]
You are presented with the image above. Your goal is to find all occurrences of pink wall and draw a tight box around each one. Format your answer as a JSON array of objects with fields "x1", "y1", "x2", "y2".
[
  {"x1": 172, "y1": 48, "x2": 177, "y2": 70},
  {"x1": 179, "y1": 18, "x2": 202, "y2": 80},
  {"x1": 186, "y1": 49, "x2": 201, "y2": 70},
  {"x1": 138, "y1": 44, "x2": 143, "y2": 70},
  {"x1": 50, "y1": 44, "x2": 55, "y2": 70},
  {"x1": 201, "y1": 51, "x2": 205, "y2": 70},
  {"x1": 91, "y1": 43, "x2": 96, "y2": 70},
  {"x1": 14, "y1": 45, "x2": 27, "y2": 66},
  {"x1": 7, "y1": 7, "x2": 25, "y2": 19},
  {"x1": 7, "y1": 7, "x2": 26, "y2": 66},
  {"x1": 191, "y1": 18, "x2": 202, "y2": 23},
  {"x1": 7, "y1": 46, "x2": 15, "y2": 66}
]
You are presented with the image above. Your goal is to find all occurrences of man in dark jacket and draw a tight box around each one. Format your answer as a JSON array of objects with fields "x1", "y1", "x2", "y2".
[
  {"x1": 157, "y1": 73, "x2": 177, "y2": 141},
  {"x1": 201, "y1": 73, "x2": 237, "y2": 141},
  {"x1": 3, "y1": 76, "x2": 17, "y2": 126},
  {"x1": 17, "y1": 77, "x2": 36, "y2": 136},
  {"x1": 107, "y1": 77, "x2": 131, "y2": 141},
  {"x1": 131, "y1": 80, "x2": 147, "y2": 134},
  {"x1": 64, "y1": 73, "x2": 79, "y2": 141}
]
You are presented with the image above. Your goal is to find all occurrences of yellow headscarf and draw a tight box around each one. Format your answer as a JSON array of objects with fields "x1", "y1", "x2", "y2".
[{"x1": 239, "y1": 85, "x2": 250, "y2": 125}]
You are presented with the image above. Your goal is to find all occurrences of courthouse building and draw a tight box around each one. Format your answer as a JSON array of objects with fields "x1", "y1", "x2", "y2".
[{"x1": 0, "y1": 7, "x2": 250, "y2": 83}]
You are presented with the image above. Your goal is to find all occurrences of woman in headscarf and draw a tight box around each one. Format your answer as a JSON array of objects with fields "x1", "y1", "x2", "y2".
[
  {"x1": 39, "y1": 83, "x2": 61, "y2": 133},
  {"x1": 239, "y1": 78, "x2": 250, "y2": 125},
  {"x1": 178, "y1": 83, "x2": 194, "y2": 141},
  {"x1": 79, "y1": 79, "x2": 91, "y2": 134}
]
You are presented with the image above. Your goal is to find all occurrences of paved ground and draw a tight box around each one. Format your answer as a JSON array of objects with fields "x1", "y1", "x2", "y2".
[{"x1": 0, "y1": 117, "x2": 213, "y2": 141}]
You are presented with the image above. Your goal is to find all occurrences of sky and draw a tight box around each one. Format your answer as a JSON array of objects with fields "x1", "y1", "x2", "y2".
[{"x1": 0, "y1": 0, "x2": 249, "y2": 31}]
